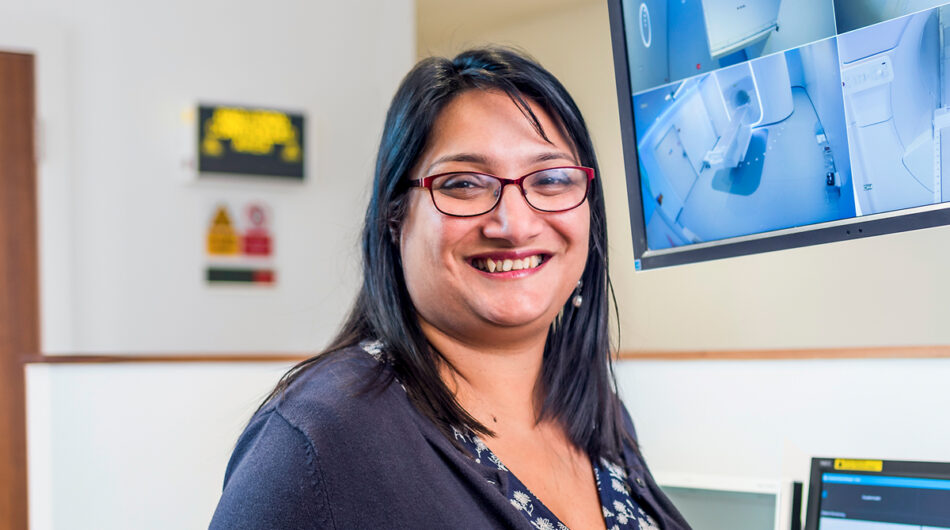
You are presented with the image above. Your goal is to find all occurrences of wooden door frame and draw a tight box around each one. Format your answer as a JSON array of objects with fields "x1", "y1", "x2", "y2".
[{"x1": 0, "y1": 49, "x2": 38, "y2": 530}]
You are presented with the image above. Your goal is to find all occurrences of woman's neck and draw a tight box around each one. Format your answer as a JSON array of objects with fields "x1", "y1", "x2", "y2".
[{"x1": 418, "y1": 317, "x2": 548, "y2": 430}]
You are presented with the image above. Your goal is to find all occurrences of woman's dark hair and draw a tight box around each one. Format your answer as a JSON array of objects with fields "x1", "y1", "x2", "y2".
[{"x1": 264, "y1": 47, "x2": 631, "y2": 464}]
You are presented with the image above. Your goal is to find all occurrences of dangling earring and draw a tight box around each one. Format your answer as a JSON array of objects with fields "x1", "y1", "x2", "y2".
[{"x1": 571, "y1": 280, "x2": 583, "y2": 308}]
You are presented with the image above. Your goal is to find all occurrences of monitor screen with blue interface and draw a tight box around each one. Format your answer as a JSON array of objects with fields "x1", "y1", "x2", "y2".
[
  {"x1": 608, "y1": 0, "x2": 950, "y2": 269},
  {"x1": 805, "y1": 457, "x2": 950, "y2": 530}
]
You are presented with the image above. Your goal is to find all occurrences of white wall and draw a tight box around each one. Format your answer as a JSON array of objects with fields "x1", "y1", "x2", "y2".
[
  {"x1": 4, "y1": 0, "x2": 414, "y2": 528},
  {"x1": 423, "y1": 0, "x2": 950, "y2": 512},
  {"x1": 762, "y1": 0, "x2": 837, "y2": 56},
  {"x1": 26, "y1": 362, "x2": 294, "y2": 530},
  {"x1": 8, "y1": 0, "x2": 414, "y2": 355}
]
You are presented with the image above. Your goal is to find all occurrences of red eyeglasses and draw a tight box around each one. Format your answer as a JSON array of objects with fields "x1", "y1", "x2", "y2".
[{"x1": 409, "y1": 166, "x2": 594, "y2": 217}]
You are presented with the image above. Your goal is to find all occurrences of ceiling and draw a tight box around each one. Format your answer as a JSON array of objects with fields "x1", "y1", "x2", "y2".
[{"x1": 416, "y1": 0, "x2": 600, "y2": 55}]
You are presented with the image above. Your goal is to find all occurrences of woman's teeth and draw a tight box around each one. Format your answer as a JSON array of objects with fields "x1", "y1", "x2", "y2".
[{"x1": 473, "y1": 255, "x2": 543, "y2": 273}]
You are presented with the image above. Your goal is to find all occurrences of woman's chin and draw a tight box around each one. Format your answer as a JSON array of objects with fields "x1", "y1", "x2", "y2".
[{"x1": 478, "y1": 304, "x2": 557, "y2": 330}]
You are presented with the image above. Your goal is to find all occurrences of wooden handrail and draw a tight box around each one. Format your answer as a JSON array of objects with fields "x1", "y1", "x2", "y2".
[
  {"x1": 617, "y1": 345, "x2": 950, "y2": 361},
  {"x1": 19, "y1": 345, "x2": 950, "y2": 364}
]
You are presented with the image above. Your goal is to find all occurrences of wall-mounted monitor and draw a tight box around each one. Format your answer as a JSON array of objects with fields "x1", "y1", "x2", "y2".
[{"x1": 608, "y1": 0, "x2": 950, "y2": 269}]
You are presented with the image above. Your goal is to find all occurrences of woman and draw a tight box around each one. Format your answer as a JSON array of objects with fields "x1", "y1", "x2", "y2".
[{"x1": 211, "y1": 48, "x2": 690, "y2": 530}]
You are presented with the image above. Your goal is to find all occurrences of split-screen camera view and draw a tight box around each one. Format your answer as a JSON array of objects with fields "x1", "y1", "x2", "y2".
[{"x1": 626, "y1": 0, "x2": 950, "y2": 250}]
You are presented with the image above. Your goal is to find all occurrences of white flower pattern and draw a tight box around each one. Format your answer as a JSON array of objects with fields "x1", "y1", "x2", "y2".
[
  {"x1": 596, "y1": 458, "x2": 660, "y2": 530},
  {"x1": 532, "y1": 518, "x2": 555, "y2": 530},
  {"x1": 612, "y1": 478, "x2": 627, "y2": 493},
  {"x1": 512, "y1": 491, "x2": 534, "y2": 515},
  {"x1": 463, "y1": 431, "x2": 659, "y2": 530}
]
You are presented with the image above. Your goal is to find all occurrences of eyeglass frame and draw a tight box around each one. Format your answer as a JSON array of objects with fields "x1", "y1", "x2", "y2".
[{"x1": 408, "y1": 165, "x2": 595, "y2": 218}]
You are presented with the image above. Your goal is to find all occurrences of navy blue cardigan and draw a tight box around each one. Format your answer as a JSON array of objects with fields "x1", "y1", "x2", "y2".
[{"x1": 210, "y1": 346, "x2": 691, "y2": 529}]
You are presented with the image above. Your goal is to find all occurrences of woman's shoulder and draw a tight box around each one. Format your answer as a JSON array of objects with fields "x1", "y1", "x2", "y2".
[
  {"x1": 211, "y1": 342, "x2": 418, "y2": 529},
  {"x1": 267, "y1": 341, "x2": 405, "y2": 442}
]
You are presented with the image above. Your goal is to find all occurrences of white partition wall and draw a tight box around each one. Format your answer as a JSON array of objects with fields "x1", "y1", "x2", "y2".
[
  {"x1": 10, "y1": 0, "x2": 415, "y2": 528},
  {"x1": 26, "y1": 362, "x2": 294, "y2": 529}
]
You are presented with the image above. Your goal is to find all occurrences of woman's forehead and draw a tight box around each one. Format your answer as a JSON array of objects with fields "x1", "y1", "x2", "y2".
[{"x1": 418, "y1": 90, "x2": 576, "y2": 172}]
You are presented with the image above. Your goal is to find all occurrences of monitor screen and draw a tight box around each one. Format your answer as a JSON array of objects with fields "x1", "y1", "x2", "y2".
[
  {"x1": 804, "y1": 457, "x2": 950, "y2": 529},
  {"x1": 608, "y1": 0, "x2": 950, "y2": 269}
]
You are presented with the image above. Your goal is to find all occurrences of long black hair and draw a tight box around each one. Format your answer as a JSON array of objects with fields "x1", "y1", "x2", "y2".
[{"x1": 265, "y1": 47, "x2": 631, "y2": 464}]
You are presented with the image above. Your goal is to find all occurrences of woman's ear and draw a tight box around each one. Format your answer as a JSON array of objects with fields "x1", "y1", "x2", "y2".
[
  {"x1": 390, "y1": 223, "x2": 404, "y2": 267},
  {"x1": 389, "y1": 223, "x2": 400, "y2": 245}
]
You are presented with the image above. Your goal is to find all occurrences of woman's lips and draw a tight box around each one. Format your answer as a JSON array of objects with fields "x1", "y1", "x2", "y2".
[
  {"x1": 471, "y1": 254, "x2": 544, "y2": 273},
  {"x1": 468, "y1": 252, "x2": 550, "y2": 274}
]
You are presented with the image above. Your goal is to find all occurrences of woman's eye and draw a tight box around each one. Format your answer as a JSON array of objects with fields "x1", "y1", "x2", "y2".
[
  {"x1": 434, "y1": 174, "x2": 492, "y2": 197},
  {"x1": 530, "y1": 170, "x2": 577, "y2": 193},
  {"x1": 536, "y1": 174, "x2": 570, "y2": 185},
  {"x1": 441, "y1": 176, "x2": 482, "y2": 189}
]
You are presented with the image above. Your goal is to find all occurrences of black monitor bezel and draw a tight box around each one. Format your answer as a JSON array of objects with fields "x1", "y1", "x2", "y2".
[
  {"x1": 606, "y1": 0, "x2": 950, "y2": 270},
  {"x1": 803, "y1": 456, "x2": 950, "y2": 529}
]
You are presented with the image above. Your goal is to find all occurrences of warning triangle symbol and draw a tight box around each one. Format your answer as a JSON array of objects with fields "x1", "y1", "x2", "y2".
[{"x1": 212, "y1": 206, "x2": 233, "y2": 228}]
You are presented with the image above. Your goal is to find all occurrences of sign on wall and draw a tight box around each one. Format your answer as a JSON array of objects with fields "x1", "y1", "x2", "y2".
[
  {"x1": 205, "y1": 202, "x2": 275, "y2": 285},
  {"x1": 197, "y1": 104, "x2": 305, "y2": 179}
]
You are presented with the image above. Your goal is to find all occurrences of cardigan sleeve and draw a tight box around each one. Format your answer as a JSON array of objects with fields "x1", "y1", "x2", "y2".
[{"x1": 209, "y1": 408, "x2": 335, "y2": 530}]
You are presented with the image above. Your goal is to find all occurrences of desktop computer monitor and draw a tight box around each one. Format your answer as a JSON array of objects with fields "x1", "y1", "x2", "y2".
[{"x1": 804, "y1": 457, "x2": 950, "y2": 529}]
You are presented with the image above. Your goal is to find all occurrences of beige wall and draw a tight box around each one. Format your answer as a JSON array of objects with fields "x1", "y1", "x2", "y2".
[{"x1": 421, "y1": 2, "x2": 950, "y2": 352}]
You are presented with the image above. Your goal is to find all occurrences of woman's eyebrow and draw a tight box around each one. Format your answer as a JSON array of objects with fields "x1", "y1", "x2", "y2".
[
  {"x1": 533, "y1": 151, "x2": 575, "y2": 164},
  {"x1": 426, "y1": 153, "x2": 490, "y2": 173},
  {"x1": 427, "y1": 151, "x2": 575, "y2": 174}
]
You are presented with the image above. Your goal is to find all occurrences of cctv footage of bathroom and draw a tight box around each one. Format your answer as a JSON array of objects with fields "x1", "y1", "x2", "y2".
[{"x1": 625, "y1": 0, "x2": 950, "y2": 251}]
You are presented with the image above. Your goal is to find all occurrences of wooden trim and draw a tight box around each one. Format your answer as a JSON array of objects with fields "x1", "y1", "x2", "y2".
[
  {"x1": 20, "y1": 345, "x2": 950, "y2": 365},
  {"x1": 23, "y1": 353, "x2": 311, "y2": 364},
  {"x1": 617, "y1": 345, "x2": 950, "y2": 361},
  {"x1": 0, "y1": 50, "x2": 37, "y2": 530}
]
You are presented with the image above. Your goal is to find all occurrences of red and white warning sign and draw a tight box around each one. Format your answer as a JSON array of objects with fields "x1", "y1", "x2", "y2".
[{"x1": 242, "y1": 203, "x2": 272, "y2": 256}]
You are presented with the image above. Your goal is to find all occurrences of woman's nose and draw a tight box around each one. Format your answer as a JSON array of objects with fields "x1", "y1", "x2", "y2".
[{"x1": 481, "y1": 184, "x2": 543, "y2": 243}]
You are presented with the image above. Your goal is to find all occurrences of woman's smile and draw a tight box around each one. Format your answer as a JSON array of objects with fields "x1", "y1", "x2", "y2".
[{"x1": 468, "y1": 251, "x2": 549, "y2": 276}]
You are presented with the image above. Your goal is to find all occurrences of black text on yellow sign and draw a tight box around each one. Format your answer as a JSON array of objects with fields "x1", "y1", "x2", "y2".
[
  {"x1": 198, "y1": 105, "x2": 305, "y2": 179},
  {"x1": 207, "y1": 206, "x2": 241, "y2": 255},
  {"x1": 834, "y1": 459, "x2": 884, "y2": 472}
]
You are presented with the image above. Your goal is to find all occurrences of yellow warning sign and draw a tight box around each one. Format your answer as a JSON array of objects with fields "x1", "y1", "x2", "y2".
[
  {"x1": 207, "y1": 206, "x2": 240, "y2": 255},
  {"x1": 834, "y1": 459, "x2": 883, "y2": 472}
]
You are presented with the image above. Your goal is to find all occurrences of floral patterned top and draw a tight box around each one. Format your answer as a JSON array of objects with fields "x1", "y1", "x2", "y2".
[
  {"x1": 361, "y1": 340, "x2": 661, "y2": 530},
  {"x1": 452, "y1": 426, "x2": 660, "y2": 530}
]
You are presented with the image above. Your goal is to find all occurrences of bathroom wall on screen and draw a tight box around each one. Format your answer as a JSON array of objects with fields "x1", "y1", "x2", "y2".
[
  {"x1": 625, "y1": 0, "x2": 836, "y2": 94},
  {"x1": 800, "y1": 38, "x2": 852, "y2": 183},
  {"x1": 633, "y1": 38, "x2": 855, "y2": 251}
]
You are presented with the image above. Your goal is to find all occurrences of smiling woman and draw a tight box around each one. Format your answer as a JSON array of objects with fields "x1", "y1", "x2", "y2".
[
  {"x1": 210, "y1": 48, "x2": 691, "y2": 530},
  {"x1": 401, "y1": 90, "x2": 591, "y2": 342}
]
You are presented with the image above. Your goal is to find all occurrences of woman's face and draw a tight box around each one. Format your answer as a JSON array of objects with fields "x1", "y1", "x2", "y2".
[{"x1": 400, "y1": 90, "x2": 590, "y2": 343}]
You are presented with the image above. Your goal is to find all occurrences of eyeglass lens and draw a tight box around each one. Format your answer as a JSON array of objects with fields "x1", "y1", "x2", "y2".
[{"x1": 430, "y1": 167, "x2": 589, "y2": 216}]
